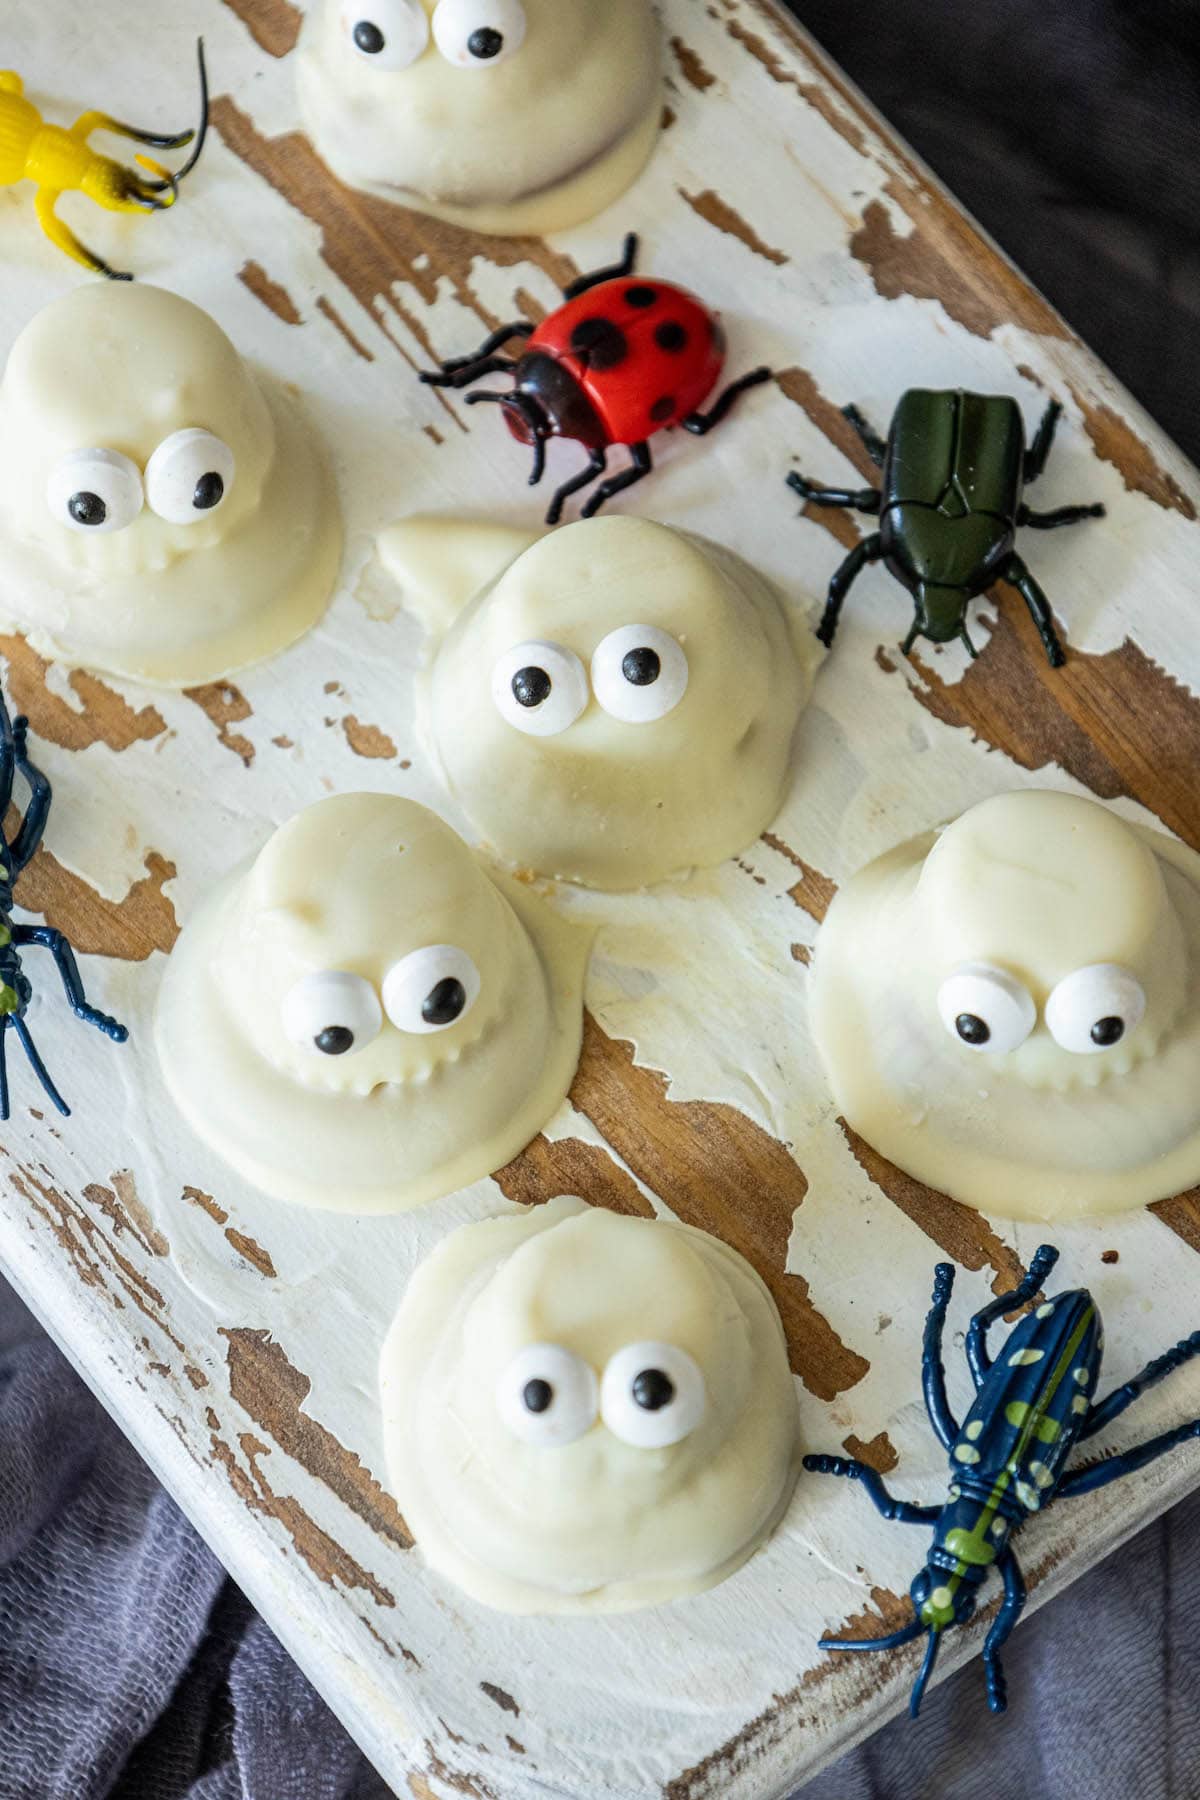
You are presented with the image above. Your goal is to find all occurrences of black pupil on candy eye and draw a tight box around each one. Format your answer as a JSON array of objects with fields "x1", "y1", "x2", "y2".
[
  {"x1": 632, "y1": 1369, "x2": 675, "y2": 1412},
  {"x1": 423, "y1": 977, "x2": 467, "y2": 1025},
  {"x1": 512, "y1": 666, "x2": 551, "y2": 708},
  {"x1": 315, "y1": 1025, "x2": 355, "y2": 1056},
  {"x1": 353, "y1": 20, "x2": 385, "y2": 53},
  {"x1": 468, "y1": 27, "x2": 504, "y2": 57},
  {"x1": 193, "y1": 471, "x2": 224, "y2": 511},
  {"x1": 1091, "y1": 1015, "x2": 1125, "y2": 1046},
  {"x1": 522, "y1": 1378, "x2": 553, "y2": 1414},
  {"x1": 69, "y1": 490, "x2": 107, "y2": 528},
  {"x1": 622, "y1": 647, "x2": 661, "y2": 687},
  {"x1": 955, "y1": 1013, "x2": 990, "y2": 1046}
]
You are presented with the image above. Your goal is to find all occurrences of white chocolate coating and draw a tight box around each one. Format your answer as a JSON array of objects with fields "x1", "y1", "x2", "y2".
[
  {"x1": 380, "y1": 515, "x2": 820, "y2": 890},
  {"x1": 380, "y1": 1196, "x2": 801, "y2": 1613},
  {"x1": 296, "y1": 0, "x2": 662, "y2": 234},
  {"x1": 812, "y1": 789, "x2": 1200, "y2": 1221},
  {"x1": 0, "y1": 284, "x2": 342, "y2": 686},
  {"x1": 155, "y1": 794, "x2": 589, "y2": 1212}
]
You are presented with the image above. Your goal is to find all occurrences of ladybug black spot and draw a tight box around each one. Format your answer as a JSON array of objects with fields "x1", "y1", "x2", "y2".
[
  {"x1": 569, "y1": 317, "x2": 628, "y2": 372},
  {"x1": 650, "y1": 395, "x2": 676, "y2": 424},
  {"x1": 654, "y1": 321, "x2": 688, "y2": 353},
  {"x1": 624, "y1": 285, "x2": 658, "y2": 309}
]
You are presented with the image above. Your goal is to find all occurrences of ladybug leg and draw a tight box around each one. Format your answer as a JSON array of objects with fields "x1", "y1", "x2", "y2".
[
  {"x1": 787, "y1": 472, "x2": 882, "y2": 514},
  {"x1": 1017, "y1": 501, "x2": 1106, "y2": 529},
  {"x1": 815, "y1": 532, "x2": 882, "y2": 649},
  {"x1": 561, "y1": 233, "x2": 638, "y2": 300},
  {"x1": 546, "y1": 449, "x2": 608, "y2": 527},
  {"x1": 579, "y1": 443, "x2": 652, "y2": 520},
  {"x1": 682, "y1": 367, "x2": 772, "y2": 435},
  {"x1": 1002, "y1": 552, "x2": 1066, "y2": 668},
  {"x1": 420, "y1": 324, "x2": 532, "y2": 387},
  {"x1": 842, "y1": 403, "x2": 888, "y2": 469},
  {"x1": 1023, "y1": 399, "x2": 1062, "y2": 482}
]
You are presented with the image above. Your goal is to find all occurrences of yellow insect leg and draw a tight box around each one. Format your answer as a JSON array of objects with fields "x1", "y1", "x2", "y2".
[
  {"x1": 33, "y1": 185, "x2": 128, "y2": 279},
  {"x1": 0, "y1": 73, "x2": 24, "y2": 95}
]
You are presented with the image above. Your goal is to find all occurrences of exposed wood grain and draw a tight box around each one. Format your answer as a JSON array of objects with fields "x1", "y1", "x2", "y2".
[
  {"x1": 679, "y1": 189, "x2": 788, "y2": 266},
  {"x1": 220, "y1": 0, "x2": 302, "y2": 58},
  {"x1": 0, "y1": 634, "x2": 166, "y2": 752},
  {"x1": 239, "y1": 258, "x2": 302, "y2": 325},
  {"x1": 185, "y1": 682, "x2": 256, "y2": 767},
  {"x1": 13, "y1": 847, "x2": 179, "y2": 960}
]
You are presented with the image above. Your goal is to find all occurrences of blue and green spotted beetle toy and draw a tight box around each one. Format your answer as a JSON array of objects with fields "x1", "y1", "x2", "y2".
[
  {"x1": 806, "y1": 1246, "x2": 1200, "y2": 1716},
  {"x1": 0, "y1": 691, "x2": 127, "y2": 1117}
]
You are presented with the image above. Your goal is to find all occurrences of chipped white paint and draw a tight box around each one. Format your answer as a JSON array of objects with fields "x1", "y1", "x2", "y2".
[{"x1": 1, "y1": 2, "x2": 1199, "y2": 1798}]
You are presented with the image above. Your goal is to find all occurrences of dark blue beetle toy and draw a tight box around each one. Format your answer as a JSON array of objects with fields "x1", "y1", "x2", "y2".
[
  {"x1": 806, "y1": 1246, "x2": 1200, "y2": 1717},
  {"x1": 0, "y1": 692, "x2": 127, "y2": 1117}
]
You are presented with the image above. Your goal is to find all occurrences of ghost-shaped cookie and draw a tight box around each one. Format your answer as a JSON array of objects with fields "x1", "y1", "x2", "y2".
[
  {"x1": 379, "y1": 515, "x2": 821, "y2": 890},
  {"x1": 155, "y1": 794, "x2": 589, "y2": 1212},
  {"x1": 380, "y1": 1195, "x2": 801, "y2": 1612},
  {"x1": 296, "y1": 0, "x2": 662, "y2": 235},
  {"x1": 812, "y1": 789, "x2": 1200, "y2": 1221},
  {"x1": 0, "y1": 282, "x2": 342, "y2": 685}
]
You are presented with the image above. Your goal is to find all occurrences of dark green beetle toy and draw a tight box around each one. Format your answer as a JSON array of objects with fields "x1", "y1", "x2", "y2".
[{"x1": 787, "y1": 389, "x2": 1105, "y2": 666}]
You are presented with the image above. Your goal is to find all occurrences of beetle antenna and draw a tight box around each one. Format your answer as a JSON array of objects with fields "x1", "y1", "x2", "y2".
[
  {"x1": 818, "y1": 1618, "x2": 924, "y2": 1655},
  {"x1": 139, "y1": 40, "x2": 210, "y2": 192},
  {"x1": 12, "y1": 1016, "x2": 70, "y2": 1117},
  {"x1": 0, "y1": 1019, "x2": 10, "y2": 1123},
  {"x1": 909, "y1": 1629, "x2": 942, "y2": 1718}
]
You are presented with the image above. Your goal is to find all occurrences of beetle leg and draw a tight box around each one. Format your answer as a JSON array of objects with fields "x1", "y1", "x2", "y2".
[
  {"x1": 1003, "y1": 553, "x2": 1066, "y2": 668},
  {"x1": 802, "y1": 1454, "x2": 941, "y2": 1525},
  {"x1": 419, "y1": 325, "x2": 533, "y2": 386},
  {"x1": 786, "y1": 471, "x2": 882, "y2": 514},
  {"x1": 1023, "y1": 399, "x2": 1062, "y2": 482},
  {"x1": 982, "y1": 1548, "x2": 1026, "y2": 1714},
  {"x1": 815, "y1": 532, "x2": 882, "y2": 649},
  {"x1": 1080, "y1": 1330, "x2": 1200, "y2": 1440},
  {"x1": 842, "y1": 403, "x2": 888, "y2": 468},
  {"x1": 11, "y1": 1015, "x2": 69, "y2": 1117},
  {"x1": 1017, "y1": 502, "x2": 1106, "y2": 530},
  {"x1": 966, "y1": 1244, "x2": 1059, "y2": 1387},
  {"x1": 11, "y1": 925, "x2": 128, "y2": 1042},
  {"x1": 0, "y1": 1017, "x2": 9, "y2": 1123},
  {"x1": 1059, "y1": 1415, "x2": 1200, "y2": 1498},
  {"x1": 34, "y1": 187, "x2": 132, "y2": 280},
  {"x1": 579, "y1": 442, "x2": 653, "y2": 519},
  {"x1": 561, "y1": 233, "x2": 638, "y2": 300},
  {"x1": 683, "y1": 367, "x2": 772, "y2": 435},
  {"x1": 6, "y1": 724, "x2": 51, "y2": 874},
  {"x1": 921, "y1": 1262, "x2": 960, "y2": 1449},
  {"x1": 546, "y1": 449, "x2": 608, "y2": 526}
]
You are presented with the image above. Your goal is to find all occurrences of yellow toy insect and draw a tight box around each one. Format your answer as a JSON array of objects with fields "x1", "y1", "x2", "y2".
[{"x1": 0, "y1": 40, "x2": 208, "y2": 280}]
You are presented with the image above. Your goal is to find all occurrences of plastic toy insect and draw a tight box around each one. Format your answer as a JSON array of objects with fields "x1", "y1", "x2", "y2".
[
  {"x1": 0, "y1": 693, "x2": 127, "y2": 1119},
  {"x1": 420, "y1": 234, "x2": 771, "y2": 524},
  {"x1": 806, "y1": 1245, "x2": 1200, "y2": 1717},
  {"x1": 0, "y1": 40, "x2": 209, "y2": 280},
  {"x1": 787, "y1": 389, "x2": 1105, "y2": 666}
]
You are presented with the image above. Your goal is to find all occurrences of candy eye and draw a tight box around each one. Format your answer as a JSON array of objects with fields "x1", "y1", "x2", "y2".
[
  {"x1": 1045, "y1": 963, "x2": 1146, "y2": 1054},
  {"x1": 47, "y1": 448, "x2": 143, "y2": 534},
  {"x1": 591, "y1": 625, "x2": 689, "y2": 724},
  {"x1": 433, "y1": 0, "x2": 527, "y2": 66},
  {"x1": 344, "y1": 0, "x2": 429, "y2": 67},
  {"x1": 491, "y1": 639, "x2": 589, "y2": 738},
  {"x1": 936, "y1": 963, "x2": 1035, "y2": 1055},
  {"x1": 145, "y1": 429, "x2": 236, "y2": 525},
  {"x1": 496, "y1": 1344, "x2": 597, "y2": 1446},
  {"x1": 382, "y1": 944, "x2": 481, "y2": 1034},
  {"x1": 600, "y1": 1342, "x2": 707, "y2": 1449},
  {"x1": 281, "y1": 971, "x2": 382, "y2": 1057}
]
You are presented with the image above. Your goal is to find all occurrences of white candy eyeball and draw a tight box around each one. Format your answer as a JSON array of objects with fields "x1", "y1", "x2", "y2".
[
  {"x1": 145, "y1": 429, "x2": 236, "y2": 525},
  {"x1": 281, "y1": 971, "x2": 382, "y2": 1058},
  {"x1": 600, "y1": 1342, "x2": 707, "y2": 1449},
  {"x1": 937, "y1": 962, "x2": 1036, "y2": 1055},
  {"x1": 382, "y1": 944, "x2": 480, "y2": 1034},
  {"x1": 497, "y1": 1344, "x2": 598, "y2": 1447},
  {"x1": 1045, "y1": 963, "x2": 1146, "y2": 1054},
  {"x1": 433, "y1": 0, "x2": 527, "y2": 67},
  {"x1": 491, "y1": 640, "x2": 589, "y2": 738},
  {"x1": 47, "y1": 448, "x2": 143, "y2": 534},
  {"x1": 591, "y1": 625, "x2": 689, "y2": 724},
  {"x1": 343, "y1": 0, "x2": 429, "y2": 67}
]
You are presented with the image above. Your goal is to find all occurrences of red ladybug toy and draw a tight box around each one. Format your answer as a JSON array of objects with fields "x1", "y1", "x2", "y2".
[{"x1": 420, "y1": 236, "x2": 771, "y2": 524}]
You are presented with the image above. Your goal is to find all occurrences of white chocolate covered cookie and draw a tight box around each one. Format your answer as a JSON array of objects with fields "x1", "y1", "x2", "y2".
[
  {"x1": 380, "y1": 1195, "x2": 801, "y2": 1612},
  {"x1": 155, "y1": 794, "x2": 589, "y2": 1212},
  {"x1": 0, "y1": 283, "x2": 342, "y2": 686},
  {"x1": 812, "y1": 789, "x2": 1200, "y2": 1221},
  {"x1": 380, "y1": 515, "x2": 820, "y2": 890},
  {"x1": 297, "y1": 0, "x2": 662, "y2": 235}
]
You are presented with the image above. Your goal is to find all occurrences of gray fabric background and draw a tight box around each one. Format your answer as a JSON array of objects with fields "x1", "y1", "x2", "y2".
[{"x1": 4, "y1": 2, "x2": 1199, "y2": 1795}]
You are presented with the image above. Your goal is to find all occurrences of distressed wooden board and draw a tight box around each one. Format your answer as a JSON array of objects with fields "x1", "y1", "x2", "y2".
[{"x1": 3, "y1": 1, "x2": 1200, "y2": 1795}]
